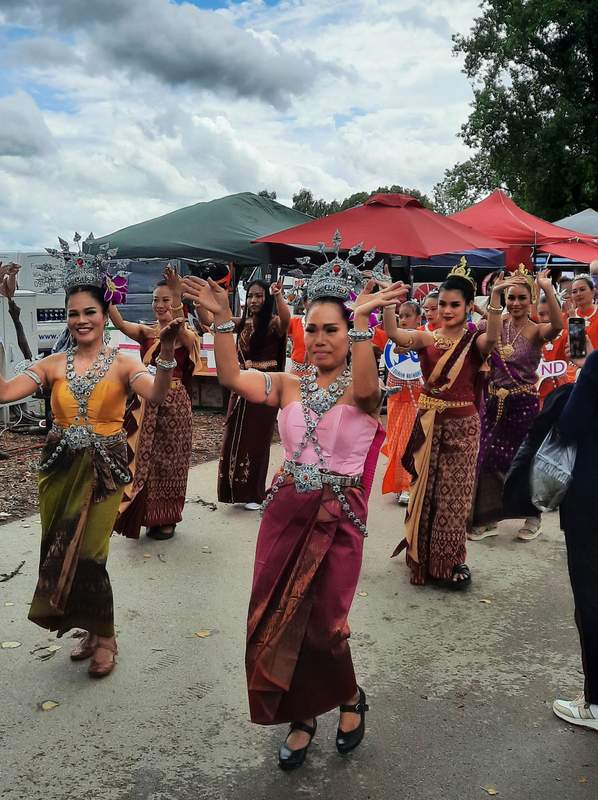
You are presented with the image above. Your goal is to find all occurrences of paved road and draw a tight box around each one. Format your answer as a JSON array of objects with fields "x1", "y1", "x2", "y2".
[{"x1": 1, "y1": 446, "x2": 596, "y2": 800}]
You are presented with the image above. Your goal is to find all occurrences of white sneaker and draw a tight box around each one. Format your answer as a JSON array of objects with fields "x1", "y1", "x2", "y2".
[
  {"x1": 553, "y1": 695, "x2": 598, "y2": 730},
  {"x1": 397, "y1": 491, "x2": 410, "y2": 506},
  {"x1": 244, "y1": 502, "x2": 261, "y2": 511}
]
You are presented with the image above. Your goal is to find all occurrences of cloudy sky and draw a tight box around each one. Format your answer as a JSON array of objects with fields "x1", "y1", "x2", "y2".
[{"x1": 0, "y1": 0, "x2": 482, "y2": 249}]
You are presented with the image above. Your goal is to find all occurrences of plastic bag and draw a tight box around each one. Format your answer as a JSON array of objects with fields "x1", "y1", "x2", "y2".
[{"x1": 530, "y1": 427, "x2": 577, "y2": 512}]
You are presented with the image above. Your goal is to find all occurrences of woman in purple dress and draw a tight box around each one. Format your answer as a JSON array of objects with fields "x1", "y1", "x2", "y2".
[{"x1": 469, "y1": 268, "x2": 561, "y2": 541}]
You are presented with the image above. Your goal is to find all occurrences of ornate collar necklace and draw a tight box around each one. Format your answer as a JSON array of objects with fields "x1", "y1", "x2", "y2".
[
  {"x1": 66, "y1": 346, "x2": 117, "y2": 424},
  {"x1": 432, "y1": 329, "x2": 465, "y2": 351},
  {"x1": 578, "y1": 305, "x2": 597, "y2": 325},
  {"x1": 300, "y1": 365, "x2": 352, "y2": 416}
]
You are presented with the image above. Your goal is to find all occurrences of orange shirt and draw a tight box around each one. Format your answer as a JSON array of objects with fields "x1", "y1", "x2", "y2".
[
  {"x1": 562, "y1": 305, "x2": 598, "y2": 349},
  {"x1": 372, "y1": 324, "x2": 388, "y2": 350},
  {"x1": 538, "y1": 331, "x2": 577, "y2": 406},
  {"x1": 288, "y1": 317, "x2": 307, "y2": 366}
]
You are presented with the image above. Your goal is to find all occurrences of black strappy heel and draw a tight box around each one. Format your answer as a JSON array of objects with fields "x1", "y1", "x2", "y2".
[
  {"x1": 278, "y1": 719, "x2": 317, "y2": 771},
  {"x1": 336, "y1": 686, "x2": 369, "y2": 754}
]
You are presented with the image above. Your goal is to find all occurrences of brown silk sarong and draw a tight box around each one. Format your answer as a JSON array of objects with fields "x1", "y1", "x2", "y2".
[
  {"x1": 246, "y1": 483, "x2": 366, "y2": 725},
  {"x1": 404, "y1": 413, "x2": 480, "y2": 584},
  {"x1": 218, "y1": 394, "x2": 278, "y2": 504},
  {"x1": 115, "y1": 382, "x2": 192, "y2": 538}
]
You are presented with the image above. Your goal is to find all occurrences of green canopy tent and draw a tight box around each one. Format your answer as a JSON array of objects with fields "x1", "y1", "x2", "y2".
[{"x1": 87, "y1": 192, "x2": 312, "y2": 265}]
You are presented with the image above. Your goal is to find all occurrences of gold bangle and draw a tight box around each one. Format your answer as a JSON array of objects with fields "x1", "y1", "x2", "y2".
[{"x1": 487, "y1": 303, "x2": 504, "y2": 314}]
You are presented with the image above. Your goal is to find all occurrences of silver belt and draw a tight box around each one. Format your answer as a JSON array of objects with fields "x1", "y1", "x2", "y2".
[
  {"x1": 282, "y1": 460, "x2": 361, "y2": 493},
  {"x1": 50, "y1": 424, "x2": 126, "y2": 450},
  {"x1": 41, "y1": 424, "x2": 130, "y2": 484}
]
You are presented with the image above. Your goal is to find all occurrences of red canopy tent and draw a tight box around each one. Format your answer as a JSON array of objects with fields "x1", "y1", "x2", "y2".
[
  {"x1": 254, "y1": 193, "x2": 506, "y2": 257},
  {"x1": 451, "y1": 190, "x2": 598, "y2": 266}
]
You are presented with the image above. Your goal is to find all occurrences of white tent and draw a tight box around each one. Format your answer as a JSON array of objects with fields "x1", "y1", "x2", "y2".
[{"x1": 554, "y1": 208, "x2": 598, "y2": 236}]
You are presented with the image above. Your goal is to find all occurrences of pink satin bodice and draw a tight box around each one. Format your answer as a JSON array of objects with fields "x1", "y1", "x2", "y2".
[{"x1": 278, "y1": 402, "x2": 378, "y2": 475}]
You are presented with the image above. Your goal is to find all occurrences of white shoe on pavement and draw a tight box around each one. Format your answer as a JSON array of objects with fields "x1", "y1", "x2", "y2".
[
  {"x1": 553, "y1": 695, "x2": 598, "y2": 731},
  {"x1": 397, "y1": 491, "x2": 410, "y2": 505},
  {"x1": 244, "y1": 502, "x2": 261, "y2": 511}
]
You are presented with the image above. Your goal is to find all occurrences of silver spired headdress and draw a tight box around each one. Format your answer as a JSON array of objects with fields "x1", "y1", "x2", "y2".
[
  {"x1": 297, "y1": 230, "x2": 385, "y2": 302},
  {"x1": 46, "y1": 233, "x2": 119, "y2": 293}
]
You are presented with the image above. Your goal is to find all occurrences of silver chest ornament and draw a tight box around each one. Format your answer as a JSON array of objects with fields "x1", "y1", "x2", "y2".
[{"x1": 261, "y1": 366, "x2": 368, "y2": 536}]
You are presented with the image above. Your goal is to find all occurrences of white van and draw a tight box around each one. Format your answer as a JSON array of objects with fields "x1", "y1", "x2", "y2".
[{"x1": 0, "y1": 251, "x2": 65, "y2": 354}]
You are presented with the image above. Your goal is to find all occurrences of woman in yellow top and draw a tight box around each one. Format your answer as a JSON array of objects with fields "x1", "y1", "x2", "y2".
[{"x1": 0, "y1": 281, "x2": 182, "y2": 677}]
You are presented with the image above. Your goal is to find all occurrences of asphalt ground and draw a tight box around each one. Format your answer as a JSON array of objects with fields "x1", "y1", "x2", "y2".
[{"x1": 1, "y1": 445, "x2": 596, "y2": 800}]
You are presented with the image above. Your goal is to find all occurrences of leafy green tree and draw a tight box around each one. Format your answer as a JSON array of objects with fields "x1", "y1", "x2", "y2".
[
  {"x1": 451, "y1": 0, "x2": 598, "y2": 219},
  {"x1": 257, "y1": 189, "x2": 277, "y2": 200},
  {"x1": 433, "y1": 155, "x2": 498, "y2": 214},
  {"x1": 292, "y1": 184, "x2": 433, "y2": 217}
]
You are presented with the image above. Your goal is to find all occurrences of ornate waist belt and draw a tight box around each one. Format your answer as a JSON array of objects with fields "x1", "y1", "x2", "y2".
[
  {"x1": 282, "y1": 460, "x2": 361, "y2": 493},
  {"x1": 418, "y1": 394, "x2": 473, "y2": 414},
  {"x1": 50, "y1": 424, "x2": 126, "y2": 449},
  {"x1": 40, "y1": 424, "x2": 130, "y2": 484},
  {"x1": 488, "y1": 382, "x2": 538, "y2": 399},
  {"x1": 488, "y1": 381, "x2": 538, "y2": 422}
]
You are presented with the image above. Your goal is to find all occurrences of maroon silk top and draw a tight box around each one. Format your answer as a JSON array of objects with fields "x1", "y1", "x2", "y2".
[{"x1": 418, "y1": 332, "x2": 484, "y2": 417}]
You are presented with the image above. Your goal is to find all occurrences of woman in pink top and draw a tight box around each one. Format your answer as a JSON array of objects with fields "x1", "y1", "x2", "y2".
[{"x1": 183, "y1": 266, "x2": 402, "y2": 772}]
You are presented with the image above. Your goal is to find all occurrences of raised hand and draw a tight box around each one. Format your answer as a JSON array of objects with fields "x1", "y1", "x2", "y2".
[
  {"x1": 0, "y1": 262, "x2": 20, "y2": 299},
  {"x1": 354, "y1": 282, "x2": 409, "y2": 319},
  {"x1": 158, "y1": 317, "x2": 185, "y2": 348},
  {"x1": 353, "y1": 278, "x2": 377, "y2": 310},
  {"x1": 269, "y1": 279, "x2": 283, "y2": 297},
  {"x1": 163, "y1": 263, "x2": 182, "y2": 293},
  {"x1": 536, "y1": 268, "x2": 555, "y2": 294},
  {"x1": 182, "y1": 276, "x2": 230, "y2": 316}
]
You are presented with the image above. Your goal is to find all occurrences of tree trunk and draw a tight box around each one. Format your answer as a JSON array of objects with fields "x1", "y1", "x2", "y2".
[{"x1": 7, "y1": 298, "x2": 33, "y2": 361}]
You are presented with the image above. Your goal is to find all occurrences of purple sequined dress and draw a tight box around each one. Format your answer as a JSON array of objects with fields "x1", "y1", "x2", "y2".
[{"x1": 472, "y1": 318, "x2": 541, "y2": 525}]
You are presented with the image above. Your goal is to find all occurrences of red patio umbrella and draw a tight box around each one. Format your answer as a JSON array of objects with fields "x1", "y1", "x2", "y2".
[
  {"x1": 254, "y1": 193, "x2": 506, "y2": 258},
  {"x1": 451, "y1": 189, "x2": 598, "y2": 264}
]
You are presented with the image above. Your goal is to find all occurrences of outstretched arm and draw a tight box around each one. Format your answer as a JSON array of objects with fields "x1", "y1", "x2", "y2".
[
  {"x1": 182, "y1": 276, "x2": 285, "y2": 406},
  {"x1": 352, "y1": 284, "x2": 414, "y2": 413},
  {"x1": 124, "y1": 319, "x2": 185, "y2": 404},
  {"x1": 0, "y1": 357, "x2": 50, "y2": 404},
  {"x1": 108, "y1": 303, "x2": 147, "y2": 343},
  {"x1": 535, "y1": 271, "x2": 563, "y2": 341},
  {"x1": 476, "y1": 275, "x2": 508, "y2": 355}
]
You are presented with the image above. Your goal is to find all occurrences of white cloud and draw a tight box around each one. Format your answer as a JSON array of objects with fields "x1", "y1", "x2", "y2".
[{"x1": 0, "y1": 0, "x2": 481, "y2": 248}]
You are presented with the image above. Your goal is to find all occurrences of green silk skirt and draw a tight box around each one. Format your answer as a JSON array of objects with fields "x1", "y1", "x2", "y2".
[{"x1": 28, "y1": 449, "x2": 124, "y2": 638}]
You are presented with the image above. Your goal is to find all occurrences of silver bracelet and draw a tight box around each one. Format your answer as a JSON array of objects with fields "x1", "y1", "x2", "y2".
[
  {"x1": 129, "y1": 369, "x2": 150, "y2": 386},
  {"x1": 348, "y1": 327, "x2": 374, "y2": 342},
  {"x1": 214, "y1": 320, "x2": 236, "y2": 333},
  {"x1": 155, "y1": 356, "x2": 177, "y2": 370},
  {"x1": 23, "y1": 368, "x2": 43, "y2": 387}
]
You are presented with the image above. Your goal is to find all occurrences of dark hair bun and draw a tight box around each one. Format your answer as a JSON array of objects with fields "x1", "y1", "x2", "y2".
[{"x1": 439, "y1": 275, "x2": 475, "y2": 304}]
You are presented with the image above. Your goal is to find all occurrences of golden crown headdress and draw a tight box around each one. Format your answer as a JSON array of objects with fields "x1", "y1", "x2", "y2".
[
  {"x1": 513, "y1": 264, "x2": 536, "y2": 301},
  {"x1": 447, "y1": 257, "x2": 476, "y2": 289}
]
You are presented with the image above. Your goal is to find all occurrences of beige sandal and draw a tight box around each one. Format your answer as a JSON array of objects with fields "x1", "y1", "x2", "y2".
[
  {"x1": 88, "y1": 639, "x2": 118, "y2": 678},
  {"x1": 517, "y1": 517, "x2": 542, "y2": 541},
  {"x1": 467, "y1": 525, "x2": 498, "y2": 541},
  {"x1": 70, "y1": 632, "x2": 97, "y2": 661}
]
